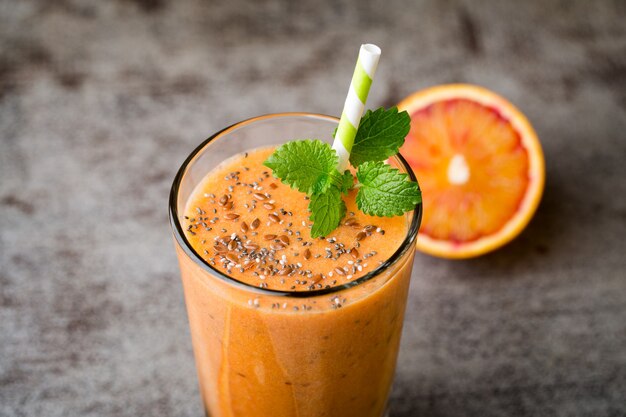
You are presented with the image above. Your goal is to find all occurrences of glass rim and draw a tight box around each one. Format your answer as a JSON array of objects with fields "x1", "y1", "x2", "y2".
[{"x1": 169, "y1": 112, "x2": 422, "y2": 298}]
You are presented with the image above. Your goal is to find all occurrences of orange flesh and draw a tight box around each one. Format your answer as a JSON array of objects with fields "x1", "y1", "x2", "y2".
[
  {"x1": 400, "y1": 99, "x2": 530, "y2": 243},
  {"x1": 182, "y1": 147, "x2": 407, "y2": 291},
  {"x1": 176, "y1": 147, "x2": 416, "y2": 417}
]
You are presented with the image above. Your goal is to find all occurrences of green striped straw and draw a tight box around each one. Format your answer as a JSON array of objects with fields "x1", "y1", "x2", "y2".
[{"x1": 332, "y1": 44, "x2": 381, "y2": 171}]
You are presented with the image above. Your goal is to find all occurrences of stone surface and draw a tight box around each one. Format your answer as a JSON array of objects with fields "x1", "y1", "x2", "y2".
[{"x1": 1, "y1": 1, "x2": 625, "y2": 416}]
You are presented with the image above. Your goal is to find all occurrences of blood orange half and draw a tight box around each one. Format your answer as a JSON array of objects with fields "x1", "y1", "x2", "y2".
[{"x1": 398, "y1": 84, "x2": 545, "y2": 259}]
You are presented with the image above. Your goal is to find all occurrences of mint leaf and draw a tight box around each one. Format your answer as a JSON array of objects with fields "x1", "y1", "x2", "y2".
[
  {"x1": 309, "y1": 187, "x2": 346, "y2": 238},
  {"x1": 264, "y1": 140, "x2": 338, "y2": 195},
  {"x1": 356, "y1": 161, "x2": 421, "y2": 217},
  {"x1": 335, "y1": 170, "x2": 354, "y2": 195},
  {"x1": 349, "y1": 107, "x2": 411, "y2": 167}
]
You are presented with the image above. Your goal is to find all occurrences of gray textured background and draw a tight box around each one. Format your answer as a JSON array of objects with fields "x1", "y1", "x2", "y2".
[{"x1": 1, "y1": 1, "x2": 625, "y2": 416}]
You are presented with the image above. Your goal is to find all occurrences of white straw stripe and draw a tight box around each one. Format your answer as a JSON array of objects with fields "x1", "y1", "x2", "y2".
[
  {"x1": 344, "y1": 85, "x2": 364, "y2": 127},
  {"x1": 359, "y1": 44, "x2": 381, "y2": 77},
  {"x1": 333, "y1": 141, "x2": 350, "y2": 168}
]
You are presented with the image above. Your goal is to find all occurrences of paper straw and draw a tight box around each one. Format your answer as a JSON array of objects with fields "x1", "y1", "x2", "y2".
[{"x1": 332, "y1": 43, "x2": 381, "y2": 171}]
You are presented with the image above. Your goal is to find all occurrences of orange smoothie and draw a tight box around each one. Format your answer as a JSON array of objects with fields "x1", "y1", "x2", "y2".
[{"x1": 173, "y1": 141, "x2": 419, "y2": 416}]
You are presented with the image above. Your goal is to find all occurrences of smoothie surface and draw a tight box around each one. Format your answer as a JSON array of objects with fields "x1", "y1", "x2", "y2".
[{"x1": 182, "y1": 147, "x2": 408, "y2": 291}]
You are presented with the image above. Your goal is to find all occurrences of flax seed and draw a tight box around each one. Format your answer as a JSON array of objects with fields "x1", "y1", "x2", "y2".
[
  {"x1": 264, "y1": 234, "x2": 277, "y2": 241},
  {"x1": 226, "y1": 253, "x2": 238, "y2": 263},
  {"x1": 224, "y1": 213, "x2": 240, "y2": 220},
  {"x1": 355, "y1": 231, "x2": 366, "y2": 241},
  {"x1": 304, "y1": 248, "x2": 311, "y2": 260},
  {"x1": 250, "y1": 218, "x2": 260, "y2": 230},
  {"x1": 263, "y1": 203, "x2": 275, "y2": 210},
  {"x1": 334, "y1": 267, "x2": 346, "y2": 276},
  {"x1": 278, "y1": 235, "x2": 290, "y2": 245},
  {"x1": 253, "y1": 193, "x2": 267, "y2": 201},
  {"x1": 268, "y1": 213, "x2": 280, "y2": 223},
  {"x1": 271, "y1": 242, "x2": 285, "y2": 251},
  {"x1": 344, "y1": 218, "x2": 357, "y2": 226},
  {"x1": 240, "y1": 222, "x2": 249, "y2": 233},
  {"x1": 350, "y1": 248, "x2": 359, "y2": 259}
]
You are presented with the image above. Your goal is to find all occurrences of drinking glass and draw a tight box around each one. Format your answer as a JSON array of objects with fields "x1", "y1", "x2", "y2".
[{"x1": 170, "y1": 113, "x2": 422, "y2": 417}]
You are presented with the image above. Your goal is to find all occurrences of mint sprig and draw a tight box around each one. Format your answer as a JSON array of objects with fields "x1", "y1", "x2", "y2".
[
  {"x1": 264, "y1": 108, "x2": 420, "y2": 238},
  {"x1": 349, "y1": 107, "x2": 411, "y2": 167},
  {"x1": 356, "y1": 161, "x2": 422, "y2": 217},
  {"x1": 263, "y1": 140, "x2": 340, "y2": 195}
]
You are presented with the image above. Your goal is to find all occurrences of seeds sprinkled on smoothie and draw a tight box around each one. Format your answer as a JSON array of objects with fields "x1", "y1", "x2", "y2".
[{"x1": 182, "y1": 147, "x2": 407, "y2": 293}]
